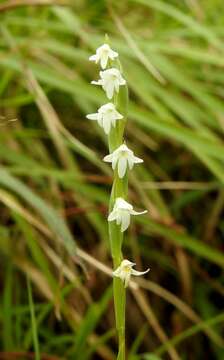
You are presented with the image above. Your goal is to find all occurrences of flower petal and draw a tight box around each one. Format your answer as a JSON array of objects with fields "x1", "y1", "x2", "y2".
[
  {"x1": 111, "y1": 117, "x2": 117, "y2": 127},
  {"x1": 116, "y1": 213, "x2": 122, "y2": 226},
  {"x1": 114, "y1": 80, "x2": 120, "y2": 93},
  {"x1": 133, "y1": 156, "x2": 144, "y2": 164},
  {"x1": 113, "y1": 267, "x2": 122, "y2": 277},
  {"x1": 100, "y1": 53, "x2": 108, "y2": 69},
  {"x1": 103, "y1": 118, "x2": 111, "y2": 134},
  {"x1": 110, "y1": 50, "x2": 119, "y2": 59},
  {"x1": 120, "y1": 212, "x2": 130, "y2": 232},
  {"x1": 112, "y1": 155, "x2": 118, "y2": 170},
  {"x1": 97, "y1": 115, "x2": 103, "y2": 127},
  {"x1": 104, "y1": 82, "x2": 114, "y2": 99},
  {"x1": 108, "y1": 210, "x2": 117, "y2": 222},
  {"x1": 127, "y1": 157, "x2": 134, "y2": 170},
  {"x1": 118, "y1": 157, "x2": 127, "y2": 178},
  {"x1": 130, "y1": 210, "x2": 147, "y2": 216},
  {"x1": 86, "y1": 113, "x2": 98, "y2": 120},
  {"x1": 89, "y1": 54, "x2": 98, "y2": 62},
  {"x1": 103, "y1": 154, "x2": 113, "y2": 162},
  {"x1": 91, "y1": 80, "x2": 102, "y2": 85},
  {"x1": 114, "y1": 110, "x2": 123, "y2": 120},
  {"x1": 124, "y1": 272, "x2": 131, "y2": 287},
  {"x1": 115, "y1": 198, "x2": 133, "y2": 211},
  {"x1": 131, "y1": 268, "x2": 150, "y2": 276}
]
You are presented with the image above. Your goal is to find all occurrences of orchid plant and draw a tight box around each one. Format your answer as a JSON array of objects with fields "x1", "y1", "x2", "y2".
[{"x1": 88, "y1": 41, "x2": 149, "y2": 360}]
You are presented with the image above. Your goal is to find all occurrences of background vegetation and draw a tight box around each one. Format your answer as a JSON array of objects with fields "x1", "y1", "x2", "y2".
[{"x1": 0, "y1": 0, "x2": 224, "y2": 359}]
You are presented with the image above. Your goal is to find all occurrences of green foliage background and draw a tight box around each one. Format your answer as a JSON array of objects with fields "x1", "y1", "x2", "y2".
[{"x1": 0, "y1": 0, "x2": 224, "y2": 359}]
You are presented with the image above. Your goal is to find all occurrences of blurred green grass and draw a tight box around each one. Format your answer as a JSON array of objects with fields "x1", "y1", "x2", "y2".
[{"x1": 0, "y1": 0, "x2": 224, "y2": 359}]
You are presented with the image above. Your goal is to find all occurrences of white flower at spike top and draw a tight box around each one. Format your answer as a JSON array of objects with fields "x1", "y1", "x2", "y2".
[
  {"x1": 89, "y1": 44, "x2": 119, "y2": 69},
  {"x1": 86, "y1": 103, "x2": 123, "y2": 135},
  {"x1": 108, "y1": 197, "x2": 147, "y2": 232},
  {"x1": 91, "y1": 68, "x2": 126, "y2": 99},
  {"x1": 103, "y1": 143, "x2": 143, "y2": 178},
  {"x1": 113, "y1": 259, "x2": 150, "y2": 287}
]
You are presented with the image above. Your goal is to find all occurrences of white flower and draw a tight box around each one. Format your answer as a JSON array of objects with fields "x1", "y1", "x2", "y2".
[
  {"x1": 89, "y1": 44, "x2": 118, "y2": 69},
  {"x1": 108, "y1": 197, "x2": 147, "y2": 232},
  {"x1": 103, "y1": 144, "x2": 143, "y2": 178},
  {"x1": 86, "y1": 103, "x2": 123, "y2": 135},
  {"x1": 91, "y1": 68, "x2": 126, "y2": 99},
  {"x1": 113, "y1": 259, "x2": 150, "y2": 287}
]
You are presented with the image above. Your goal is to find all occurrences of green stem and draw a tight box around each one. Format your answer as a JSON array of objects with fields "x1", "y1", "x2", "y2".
[
  {"x1": 106, "y1": 55, "x2": 129, "y2": 359},
  {"x1": 109, "y1": 179, "x2": 126, "y2": 360},
  {"x1": 114, "y1": 279, "x2": 126, "y2": 360},
  {"x1": 108, "y1": 97, "x2": 128, "y2": 360}
]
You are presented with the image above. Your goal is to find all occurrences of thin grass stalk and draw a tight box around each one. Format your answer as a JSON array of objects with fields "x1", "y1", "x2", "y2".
[{"x1": 27, "y1": 276, "x2": 40, "y2": 360}]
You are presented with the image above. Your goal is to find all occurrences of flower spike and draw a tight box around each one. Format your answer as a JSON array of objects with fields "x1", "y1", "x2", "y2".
[
  {"x1": 103, "y1": 144, "x2": 143, "y2": 178},
  {"x1": 88, "y1": 41, "x2": 149, "y2": 359}
]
